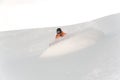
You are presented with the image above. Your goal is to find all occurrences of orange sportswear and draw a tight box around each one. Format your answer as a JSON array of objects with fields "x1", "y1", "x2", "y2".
[{"x1": 56, "y1": 32, "x2": 66, "y2": 39}]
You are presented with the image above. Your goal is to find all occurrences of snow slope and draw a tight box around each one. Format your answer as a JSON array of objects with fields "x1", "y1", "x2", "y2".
[{"x1": 0, "y1": 13, "x2": 120, "y2": 80}]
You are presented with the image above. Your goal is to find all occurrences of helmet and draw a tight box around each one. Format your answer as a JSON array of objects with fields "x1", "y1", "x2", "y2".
[{"x1": 56, "y1": 28, "x2": 62, "y2": 34}]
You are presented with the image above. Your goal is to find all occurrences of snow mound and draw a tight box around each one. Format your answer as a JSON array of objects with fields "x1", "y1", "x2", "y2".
[{"x1": 40, "y1": 28, "x2": 104, "y2": 58}]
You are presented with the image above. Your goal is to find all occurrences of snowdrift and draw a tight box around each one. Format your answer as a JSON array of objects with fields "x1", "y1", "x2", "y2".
[{"x1": 40, "y1": 28, "x2": 104, "y2": 58}]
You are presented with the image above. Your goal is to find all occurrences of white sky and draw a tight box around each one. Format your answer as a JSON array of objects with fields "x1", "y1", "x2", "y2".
[{"x1": 0, "y1": 0, "x2": 120, "y2": 31}]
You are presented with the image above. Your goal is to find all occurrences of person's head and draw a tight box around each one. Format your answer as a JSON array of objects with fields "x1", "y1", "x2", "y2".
[{"x1": 56, "y1": 28, "x2": 62, "y2": 34}]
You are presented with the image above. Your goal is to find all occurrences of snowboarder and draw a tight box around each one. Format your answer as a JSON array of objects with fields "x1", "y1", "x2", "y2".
[{"x1": 56, "y1": 28, "x2": 66, "y2": 39}]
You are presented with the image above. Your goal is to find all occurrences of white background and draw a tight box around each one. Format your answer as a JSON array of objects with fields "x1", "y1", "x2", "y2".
[{"x1": 0, "y1": 0, "x2": 120, "y2": 31}]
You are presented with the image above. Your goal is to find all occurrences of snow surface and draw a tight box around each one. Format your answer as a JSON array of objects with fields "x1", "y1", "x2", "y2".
[
  {"x1": 0, "y1": 13, "x2": 120, "y2": 80},
  {"x1": 41, "y1": 28, "x2": 104, "y2": 58}
]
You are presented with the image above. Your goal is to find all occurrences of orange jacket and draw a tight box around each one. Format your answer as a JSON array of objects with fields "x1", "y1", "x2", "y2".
[{"x1": 56, "y1": 32, "x2": 66, "y2": 39}]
